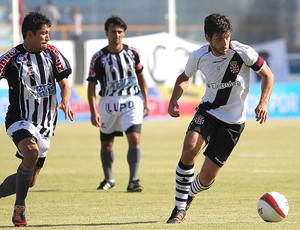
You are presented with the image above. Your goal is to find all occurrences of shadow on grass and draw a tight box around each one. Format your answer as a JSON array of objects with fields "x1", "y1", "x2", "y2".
[
  {"x1": 0, "y1": 221, "x2": 158, "y2": 228},
  {"x1": 30, "y1": 189, "x2": 148, "y2": 194}
]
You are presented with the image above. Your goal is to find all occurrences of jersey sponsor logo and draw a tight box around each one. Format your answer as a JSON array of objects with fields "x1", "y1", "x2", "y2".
[
  {"x1": 109, "y1": 77, "x2": 137, "y2": 90},
  {"x1": 207, "y1": 79, "x2": 244, "y2": 90},
  {"x1": 105, "y1": 101, "x2": 134, "y2": 114},
  {"x1": 0, "y1": 48, "x2": 19, "y2": 73},
  {"x1": 213, "y1": 58, "x2": 227, "y2": 63},
  {"x1": 35, "y1": 83, "x2": 56, "y2": 98},
  {"x1": 229, "y1": 61, "x2": 240, "y2": 74}
]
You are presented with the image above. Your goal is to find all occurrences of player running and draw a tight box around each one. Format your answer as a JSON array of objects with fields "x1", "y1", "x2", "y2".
[
  {"x1": 166, "y1": 13, "x2": 274, "y2": 224},
  {"x1": 0, "y1": 12, "x2": 74, "y2": 226}
]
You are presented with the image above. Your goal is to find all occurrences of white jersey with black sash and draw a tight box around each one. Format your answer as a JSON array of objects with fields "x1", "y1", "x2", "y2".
[
  {"x1": 87, "y1": 44, "x2": 143, "y2": 97},
  {"x1": 0, "y1": 43, "x2": 72, "y2": 137},
  {"x1": 185, "y1": 40, "x2": 265, "y2": 124}
]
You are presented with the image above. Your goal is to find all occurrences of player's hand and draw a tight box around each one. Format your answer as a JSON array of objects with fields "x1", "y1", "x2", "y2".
[
  {"x1": 143, "y1": 101, "x2": 151, "y2": 117},
  {"x1": 56, "y1": 101, "x2": 75, "y2": 121},
  {"x1": 254, "y1": 103, "x2": 268, "y2": 124},
  {"x1": 168, "y1": 100, "x2": 180, "y2": 117},
  {"x1": 90, "y1": 113, "x2": 100, "y2": 127}
]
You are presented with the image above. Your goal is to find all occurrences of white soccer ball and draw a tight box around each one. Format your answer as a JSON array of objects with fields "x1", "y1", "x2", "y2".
[{"x1": 257, "y1": 192, "x2": 289, "y2": 222}]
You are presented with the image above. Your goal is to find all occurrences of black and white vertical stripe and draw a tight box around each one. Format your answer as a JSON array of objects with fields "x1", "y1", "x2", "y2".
[
  {"x1": 0, "y1": 44, "x2": 71, "y2": 137},
  {"x1": 87, "y1": 44, "x2": 141, "y2": 97}
]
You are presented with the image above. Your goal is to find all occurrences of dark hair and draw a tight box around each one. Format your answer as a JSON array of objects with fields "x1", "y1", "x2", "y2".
[
  {"x1": 104, "y1": 15, "x2": 127, "y2": 32},
  {"x1": 204, "y1": 13, "x2": 232, "y2": 38},
  {"x1": 21, "y1": 12, "x2": 51, "y2": 39}
]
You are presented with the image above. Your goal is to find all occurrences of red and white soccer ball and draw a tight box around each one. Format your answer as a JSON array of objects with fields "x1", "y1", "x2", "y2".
[{"x1": 257, "y1": 192, "x2": 289, "y2": 222}]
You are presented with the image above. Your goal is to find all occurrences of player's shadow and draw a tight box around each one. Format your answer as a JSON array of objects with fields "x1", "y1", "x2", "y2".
[{"x1": 0, "y1": 221, "x2": 158, "y2": 228}]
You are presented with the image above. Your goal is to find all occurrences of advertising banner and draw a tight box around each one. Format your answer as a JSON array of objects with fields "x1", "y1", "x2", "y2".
[{"x1": 0, "y1": 34, "x2": 296, "y2": 123}]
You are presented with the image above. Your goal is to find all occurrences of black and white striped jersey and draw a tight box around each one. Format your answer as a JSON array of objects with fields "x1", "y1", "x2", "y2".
[
  {"x1": 185, "y1": 40, "x2": 265, "y2": 124},
  {"x1": 87, "y1": 44, "x2": 143, "y2": 97},
  {"x1": 0, "y1": 43, "x2": 72, "y2": 137}
]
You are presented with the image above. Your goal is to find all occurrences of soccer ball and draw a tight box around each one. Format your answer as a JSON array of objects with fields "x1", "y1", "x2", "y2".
[{"x1": 257, "y1": 192, "x2": 289, "y2": 222}]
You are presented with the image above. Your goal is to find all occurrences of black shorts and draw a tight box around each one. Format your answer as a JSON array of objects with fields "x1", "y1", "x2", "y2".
[
  {"x1": 12, "y1": 128, "x2": 46, "y2": 168},
  {"x1": 15, "y1": 152, "x2": 46, "y2": 168},
  {"x1": 100, "y1": 124, "x2": 142, "y2": 141},
  {"x1": 187, "y1": 109, "x2": 245, "y2": 167}
]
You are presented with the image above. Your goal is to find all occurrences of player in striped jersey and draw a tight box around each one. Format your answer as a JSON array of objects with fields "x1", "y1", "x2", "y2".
[
  {"x1": 0, "y1": 12, "x2": 74, "y2": 226},
  {"x1": 166, "y1": 13, "x2": 274, "y2": 223},
  {"x1": 87, "y1": 15, "x2": 150, "y2": 192}
]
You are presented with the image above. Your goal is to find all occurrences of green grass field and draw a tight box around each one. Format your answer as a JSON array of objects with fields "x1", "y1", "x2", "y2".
[{"x1": 0, "y1": 117, "x2": 299, "y2": 229}]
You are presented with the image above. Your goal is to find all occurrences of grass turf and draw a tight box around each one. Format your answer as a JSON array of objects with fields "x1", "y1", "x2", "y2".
[{"x1": 0, "y1": 117, "x2": 299, "y2": 229}]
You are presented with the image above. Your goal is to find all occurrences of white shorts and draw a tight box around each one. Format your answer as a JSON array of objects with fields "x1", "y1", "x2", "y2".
[
  {"x1": 99, "y1": 95, "x2": 144, "y2": 134},
  {"x1": 6, "y1": 120, "x2": 51, "y2": 158}
]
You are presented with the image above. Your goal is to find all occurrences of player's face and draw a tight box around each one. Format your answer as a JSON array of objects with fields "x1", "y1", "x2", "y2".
[
  {"x1": 106, "y1": 24, "x2": 125, "y2": 46},
  {"x1": 206, "y1": 31, "x2": 231, "y2": 56},
  {"x1": 26, "y1": 25, "x2": 50, "y2": 52}
]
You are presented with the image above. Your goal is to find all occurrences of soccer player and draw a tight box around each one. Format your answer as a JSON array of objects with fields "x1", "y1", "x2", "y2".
[
  {"x1": 87, "y1": 15, "x2": 150, "y2": 192},
  {"x1": 166, "y1": 13, "x2": 274, "y2": 223},
  {"x1": 0, "y1": 12, "x2": 74, "y2": 226}
]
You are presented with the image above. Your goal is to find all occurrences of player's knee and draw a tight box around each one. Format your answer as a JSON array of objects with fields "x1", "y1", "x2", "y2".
[
  {"x1": 183, "y1": 149, "x2": 198, "y2": 161},
  {"x1": 101, "y1": 140, "x2": 114, "y2": 151},
  {"x1": 26, "y1": 151, "x2": 39, "y2": 165}
]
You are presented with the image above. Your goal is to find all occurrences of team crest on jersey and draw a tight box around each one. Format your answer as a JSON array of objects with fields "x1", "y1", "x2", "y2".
[
  {"x1": 17, "y1": 54, "x2": 28, "y2": 64},
  {"x1": 194, "y1": 114, "x2": 205, "y2": 125},
  {"x1": 230, "y1": 61, "x2": 239, "y2": 74}
]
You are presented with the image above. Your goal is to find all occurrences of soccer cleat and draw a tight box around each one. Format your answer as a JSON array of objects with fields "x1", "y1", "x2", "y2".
[
  {"x1": 186, "y1": 195, "x2": 195, "y2": 210},
  {"x1": 166, "y1": 206, "x2": 187, "y2": 224},
  {"x1": 97, "y1": 180, "x2": 115, "y2": 190},
  {"x1": 127, "y1": 179, "x2": 143, "y2": 192},
  {"x1": 12, "y1": 205, "x2": 27, "y2": 227}
]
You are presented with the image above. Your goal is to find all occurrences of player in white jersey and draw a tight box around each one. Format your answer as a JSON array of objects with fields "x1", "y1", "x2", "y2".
[
  {"x1": 87, "y1": 15, "x2": 150, "y2": 192},
  {"x1": 166, "y1": 13, "x2": 274, "y2": 224},
  {"x1": 0, "y1": 12, "x2": 74, "y2": 226}
]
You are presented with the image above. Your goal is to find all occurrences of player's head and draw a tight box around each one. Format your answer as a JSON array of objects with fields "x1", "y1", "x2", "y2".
[
  {"x1": 22, "y1": 12, "x2": 51, "y2": 39},
  {"x1": 204, "y1": 13, "x2": 232, "y2": 56},
  {"x1": 104, "y1": 15, "x2": 127, "y2": 32},
  {"x1": 204, "y1": 13, "x2": 232, "y2": 39}
]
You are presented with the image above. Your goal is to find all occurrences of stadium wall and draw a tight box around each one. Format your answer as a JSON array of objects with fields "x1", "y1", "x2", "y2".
[{"x1": 0, "y1": 34, "x2": 297, "y2": 123}]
